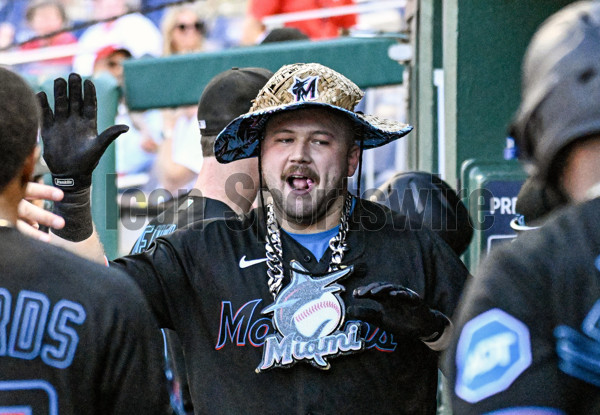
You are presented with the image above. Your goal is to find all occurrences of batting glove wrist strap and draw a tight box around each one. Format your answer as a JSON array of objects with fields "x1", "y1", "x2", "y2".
[{"x1": 52, "y1": 187, "x2": 93, "y2": 241}]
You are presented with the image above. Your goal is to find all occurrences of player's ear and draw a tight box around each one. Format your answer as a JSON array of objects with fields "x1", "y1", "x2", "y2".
[
  {"x1": 21, "y1": 146, "x2": 40, "y2": 186},
  {"x1": 346, "y1": 143, "x2": 360, "y2": 177}
]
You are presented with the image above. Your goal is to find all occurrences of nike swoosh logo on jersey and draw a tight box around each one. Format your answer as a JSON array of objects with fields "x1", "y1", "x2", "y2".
[{"x1": 239, "y1": 255, "x2": 268, "y2": 268}]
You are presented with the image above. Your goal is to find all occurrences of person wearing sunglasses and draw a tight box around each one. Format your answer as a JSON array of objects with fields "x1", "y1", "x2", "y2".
[
  {"x1": 160, "y1": 5, "x2": 207, "y2": 56},
  {"x1": 155, "y1": 5, "x2": 210, "y2": 196}
]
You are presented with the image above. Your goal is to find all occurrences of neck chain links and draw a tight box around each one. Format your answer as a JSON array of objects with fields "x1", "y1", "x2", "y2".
[{"x1": 265, "y1": 193, "x2": 353, "y2": 299}]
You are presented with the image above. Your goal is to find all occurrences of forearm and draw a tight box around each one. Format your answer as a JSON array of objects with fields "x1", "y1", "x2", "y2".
[{"x1": 50, "y1": 226, "x2": 106, "y2": 263}]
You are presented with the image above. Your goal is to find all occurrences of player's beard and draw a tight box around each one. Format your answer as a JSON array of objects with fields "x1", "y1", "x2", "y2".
[{"x1": 268, "y1": 175, "x2": 348, "y2": 232}]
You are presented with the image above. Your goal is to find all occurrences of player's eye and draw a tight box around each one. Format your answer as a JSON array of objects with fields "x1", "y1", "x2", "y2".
[{"x1": 275, "y1": 137, "x2": 293, "y2": 144}]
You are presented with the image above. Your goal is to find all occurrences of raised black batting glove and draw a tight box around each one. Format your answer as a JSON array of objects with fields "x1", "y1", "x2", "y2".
[
  {"x1": 348, "y1": 282, "x2": 450, "y2": 345},
  {"x1": 38, "y1": 73, "x2": 128, "y2": 241}
]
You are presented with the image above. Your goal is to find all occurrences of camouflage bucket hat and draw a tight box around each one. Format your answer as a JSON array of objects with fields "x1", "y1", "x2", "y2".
[{"x1": 214, "y1": 62, "x2": 413, "y2": 163}]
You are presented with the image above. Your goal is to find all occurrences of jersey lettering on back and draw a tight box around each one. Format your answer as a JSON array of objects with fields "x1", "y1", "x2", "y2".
[
  {"x1": 0, "y1": 288, "x2": 86, "y2": 369},
  {"x1": 0, "y1": 380, "x2": 58, "y2": 415}
]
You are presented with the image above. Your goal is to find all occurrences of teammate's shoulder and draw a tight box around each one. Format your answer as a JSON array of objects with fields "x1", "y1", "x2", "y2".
[
  {"x1": 476, "y1": 202, "x2": 591, "y2": 282},
  {"x1": 511, "y1": 197, "x2": 600, "y2": 250},
  {"x1": 11, "y1": 233, "x2": 143, "y2": 300}
]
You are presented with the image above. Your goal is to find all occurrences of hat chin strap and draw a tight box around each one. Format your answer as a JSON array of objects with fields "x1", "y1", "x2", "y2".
[{"x1": 355, "y1": 141, "x2": 365, "y2": 198}]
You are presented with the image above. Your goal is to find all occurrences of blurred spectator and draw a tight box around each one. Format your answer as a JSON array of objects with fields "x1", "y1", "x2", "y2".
[
  {"x1": 93, "y1": 45, "x2": 163, "y2": 191},
  {"x1": 154, "y1": 5, "x2": 206, "y2": 196},
  {"x1": 93, "y1": 45, "x2": 130, "y2": 83},
  {"x1": 160, "y1": 4, "x2": 207, "y2": 55},
  {"x1": 18, "y1": 0, "x2": 77, "y2": 78},
  {"x1": 73, "y1": 0, "x2": 162, "y2": 76},
  {"x1": 155, "y1": 104, "x2": 203, "y2": 197},
  {"x1": 241, "y1": 0, "x2": 357, "y2": 45},
  {"x1": 0, "y1": 22, "x2": 15, "y2": 48},
  {"x1": 0, "y1": 0, "x2": 26, "y2": 46}
]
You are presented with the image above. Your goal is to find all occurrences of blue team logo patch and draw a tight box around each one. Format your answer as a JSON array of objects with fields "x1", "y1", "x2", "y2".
[{"x1": 455, "y1": 308, "x2": 532, "y2": 403}]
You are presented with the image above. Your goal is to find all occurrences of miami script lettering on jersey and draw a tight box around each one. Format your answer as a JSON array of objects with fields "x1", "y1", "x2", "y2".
[
  {"x1": 0, "y1": 288, "x2": 86, "y2": 369},
  {"x1": 215, "y1": 299, "x2": 397, "y2": 351}
]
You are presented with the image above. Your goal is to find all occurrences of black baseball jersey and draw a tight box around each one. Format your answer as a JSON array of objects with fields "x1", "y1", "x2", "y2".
[
  {"x1": 447, "y1": 197, "x2": 600, "y2": 414},
  {"x1": 130, "y1": 192, "x2": 235, "y2": 413},
  {"x1": 0, "y1": 227, "x2": 169, "y2": 414},
  {"x1": 113, "y1": 198, "x2": 469, "y2": 414}
]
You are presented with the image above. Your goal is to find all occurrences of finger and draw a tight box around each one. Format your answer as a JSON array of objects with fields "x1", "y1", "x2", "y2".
[
  {"x1": 82, "y1": 78, "x2": 97, "y2": 121},
  {"x1": 389, "y1": 286, "x2": 421, "y2": 302},
  {"x1": 97, "y1": 124, "x2": 129, "y2": 153},
  {"x1": 354, "y1": 283, "x2": 423, "y2": 306},
  {"x1": 37, "y1": 91, "x2": 54, "y2": 131},
  {"x1": 24, "y1": 182, "x2": 63, "y2": 202},
  {"x1": 17, "y1": 220, "x2": 51, "y2": 242},
  {"x1": 18, "y1": 199, "x2": 65, "y2": 230},
  {"x1": 346, "y1": 305, "x2": 383, "y2": 326},
  {"x1": 353, "y1": 282, "x2": 395, "y2": 298},
  {"x1": 54, "y1": 77, "x2": 68, "y2": 120},
  {"x1": 68, "y1": 73, "x2": 83, "y2": 116}
]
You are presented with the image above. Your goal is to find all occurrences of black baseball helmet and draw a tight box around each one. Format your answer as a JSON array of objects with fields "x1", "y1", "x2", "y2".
[
  {"x1": 510, "y1": 1, "x2": 600, "y2": 191},
  {"x1": 377, "y1": 171, "x2": 473, "y2": 256}
]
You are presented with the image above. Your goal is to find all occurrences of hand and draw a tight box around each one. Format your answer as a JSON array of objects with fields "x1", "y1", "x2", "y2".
[
  {"x1": 348, "y1": 282, "x2": 449, "y2": 341},
  {"x1": 17, "y1": 182, "x2": 65, "y2": 242},
  {"x1": 37, "y1": 73, "x2": 129, "y2": 190},
  {"x1": 37, "y1": 73, "x2": 128, "y2": 241}
]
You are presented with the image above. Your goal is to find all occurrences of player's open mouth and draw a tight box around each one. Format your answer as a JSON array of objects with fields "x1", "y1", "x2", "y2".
[{"x1": 286, "y1": 174, "x2": 316, "y2": 192}]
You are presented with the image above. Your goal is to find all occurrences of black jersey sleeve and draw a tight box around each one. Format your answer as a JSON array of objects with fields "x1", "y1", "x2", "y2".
[
  {"x1": 97, "y1": 270, "x2": 170, "y2": 414},
  {"x1": 418, "y1": 227, "x2": 470, "y2": 320},
  {"x1": 111, "y1": 233, "x2": 190, "y2": 330}
]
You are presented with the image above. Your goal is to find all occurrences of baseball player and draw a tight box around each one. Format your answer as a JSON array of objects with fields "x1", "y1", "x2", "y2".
[
  {"x1": 130, "y1": 67, "x2": 273, "y2": 414},
  {"x1": 36, "y1": 63, "x2": 469, "y2": 414},
  {"x1": 0, "y1": 67, "x2": 169, "y2": 413},
  {"x1": 447, "y1": 2, "x2": 600, "y2": 413}
]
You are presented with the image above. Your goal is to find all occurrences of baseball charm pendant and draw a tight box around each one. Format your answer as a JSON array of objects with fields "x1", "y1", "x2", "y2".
[{"x1": 256, "y1": 260, "x2": 364, "y2": 372}]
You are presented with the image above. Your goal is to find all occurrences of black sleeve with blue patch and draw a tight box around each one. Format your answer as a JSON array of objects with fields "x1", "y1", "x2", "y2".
[
  {"x1": 447, "y1": 197, "x2": 600, "y2": 414},
  {"x1": 129, "y1": 193, "x2": 234, "y2": 255}
]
